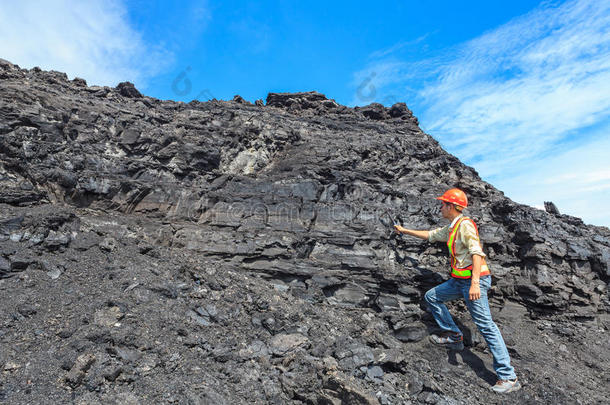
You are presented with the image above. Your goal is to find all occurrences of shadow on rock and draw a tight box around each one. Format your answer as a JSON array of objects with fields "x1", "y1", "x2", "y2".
[{"x1": 448, "y1": 349, "x2": 497, "y2": 385}]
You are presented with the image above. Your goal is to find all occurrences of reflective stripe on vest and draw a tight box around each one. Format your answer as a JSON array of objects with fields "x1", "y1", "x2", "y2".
[{"x1": 447, "y1": 217, "x2": 490, "y2": 279}]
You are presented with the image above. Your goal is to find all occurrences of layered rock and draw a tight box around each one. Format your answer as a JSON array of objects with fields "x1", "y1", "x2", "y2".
[{"x1": 0, "y1": 58, "x2": 609, "y2": 404}]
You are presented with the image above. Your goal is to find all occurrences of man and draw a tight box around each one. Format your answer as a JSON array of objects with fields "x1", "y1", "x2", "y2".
[{"x1": 393, "y1": 188, "x2": 520, "y2": 394}]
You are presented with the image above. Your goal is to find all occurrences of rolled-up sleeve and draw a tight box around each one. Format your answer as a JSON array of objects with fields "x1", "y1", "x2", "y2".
[
  {"x1": 428, "y1": 225, "x2": 449, "y2": 243},
  {"x1": 459, "y1": 221, "x2": 486, "y2": 258}
]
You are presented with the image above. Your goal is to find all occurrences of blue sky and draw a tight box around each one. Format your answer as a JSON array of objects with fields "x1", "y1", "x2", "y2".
[{"x1": 1, "y1": 0, "x2": 609, "y2": 227}]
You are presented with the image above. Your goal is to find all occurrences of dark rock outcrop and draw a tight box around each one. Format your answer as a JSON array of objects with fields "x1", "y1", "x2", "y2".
[
  {"x1": 115, "y1": 81, "x2": 142, "y2": 98},
  {"x1": 544, "y1": 201, "x2": 560, "y2": 215},
  {"x1": 0, "y1": 59, "x2": 609, "y2": 404}
]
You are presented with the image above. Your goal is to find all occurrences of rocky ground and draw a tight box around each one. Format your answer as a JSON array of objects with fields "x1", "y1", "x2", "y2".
[{"x1": 0, "y1": 58, "x2": 609, "y2": 404}]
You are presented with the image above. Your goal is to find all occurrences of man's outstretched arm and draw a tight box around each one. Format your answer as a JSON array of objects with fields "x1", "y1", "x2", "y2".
[{"x1": 393, "y1": 225, "x2": 429, "y2": 240}]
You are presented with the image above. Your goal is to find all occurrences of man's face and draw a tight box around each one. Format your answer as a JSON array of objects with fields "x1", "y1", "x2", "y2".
[{"x1": 440, "y1": 201, "x2": 451, "y2": 219}]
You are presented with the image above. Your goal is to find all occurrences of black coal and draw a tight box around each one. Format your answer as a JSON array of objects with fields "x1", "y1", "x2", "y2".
[{"x1": 0, "y1": 58, "x2": 608, "y2": 404}]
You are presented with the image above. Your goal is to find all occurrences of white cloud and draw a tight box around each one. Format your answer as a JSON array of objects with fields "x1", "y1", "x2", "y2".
[
  {"x1": 368, "y1": 35, "x2": 431, "y2": 60},
  {"x1": 353, "y1": 0, "x2": 610, "y2": 227},
  {"x1": 497, "y1": 131, "x2": 610, "y2": 227},
  {"x1": 0, "y1": 0, "x2": 173, "y2": 88}
]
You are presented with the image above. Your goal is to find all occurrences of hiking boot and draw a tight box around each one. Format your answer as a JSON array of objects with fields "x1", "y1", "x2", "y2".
[
  {"x1": 492, "y1": 378, "x2": 521, "y2": 393},
  {"x1": 429, "y1": 331, "x2": 464, "y2": 350}
]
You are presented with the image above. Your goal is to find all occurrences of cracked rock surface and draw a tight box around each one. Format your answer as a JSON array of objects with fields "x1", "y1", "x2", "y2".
[{"x1": 1, "y1": 58, "x2": 609, "y2": 404}]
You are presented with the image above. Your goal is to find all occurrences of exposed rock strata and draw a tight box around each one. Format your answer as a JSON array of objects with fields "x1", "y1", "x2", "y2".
[{"x1": 0, "y1": 58, "x2": 609, "y2": 404}]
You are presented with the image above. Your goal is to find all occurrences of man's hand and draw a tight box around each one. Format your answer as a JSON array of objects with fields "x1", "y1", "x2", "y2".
[
  {"x1": 393, "y1": 224, "x2": 406, "y2": 234},
  {"x1": 469, "y1": 283, "x2": 481, "y2": 301}
]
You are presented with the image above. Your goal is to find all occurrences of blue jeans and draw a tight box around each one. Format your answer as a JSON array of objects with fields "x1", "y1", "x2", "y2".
[{"x1": 424, "y1": 276, "x2": 517, "y2": 380}]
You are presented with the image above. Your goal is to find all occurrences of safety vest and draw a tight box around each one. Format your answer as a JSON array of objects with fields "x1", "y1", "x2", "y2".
[{"x1": 447, "y1": 217, "x2": 490, "y2": 279}]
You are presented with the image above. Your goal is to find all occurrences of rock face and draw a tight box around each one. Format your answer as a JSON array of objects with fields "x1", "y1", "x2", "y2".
[{"x1": 0, "y1": 58, "x2": 609, "y2": 404}]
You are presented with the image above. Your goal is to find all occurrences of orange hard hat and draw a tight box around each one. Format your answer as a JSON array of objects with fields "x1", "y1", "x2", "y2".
[{"x1": 436, "y1": 188, "x2": 468, "y2": 208}]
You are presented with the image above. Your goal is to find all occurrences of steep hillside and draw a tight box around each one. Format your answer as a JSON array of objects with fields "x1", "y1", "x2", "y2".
[{"x1": 0, "y1": 58, "x2": 609, "y2": 404}]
